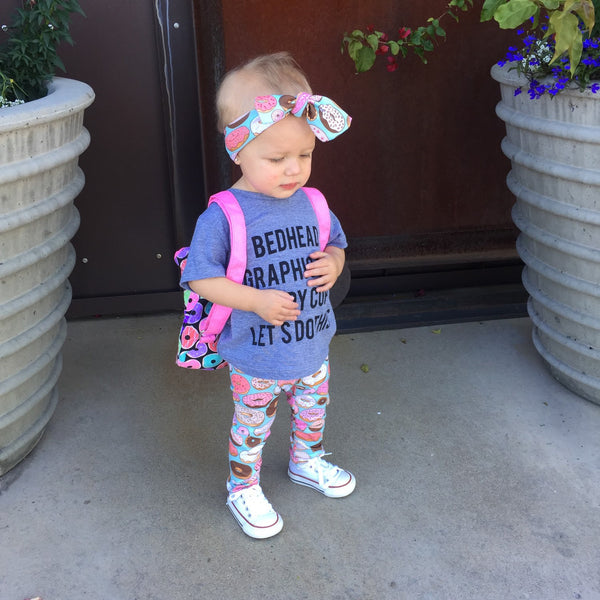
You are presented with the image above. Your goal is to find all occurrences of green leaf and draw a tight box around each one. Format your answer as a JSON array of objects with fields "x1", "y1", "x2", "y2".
[
  {"x1": 355, "y1": 46, "x2": 376, "y2": 73},
  {"x1": 53, "y1": 54, "x2": 65, "y2": 72},
  {"x1": 366, "y1": 33, "x2": 379, "y2": 51},
  {"x1": 346, "y1": 39, "x2": 363, "y2": 62},
  {"x1": 569, "y1": 0, "x2": 596, "y2": 32},
  {"x1": 389, "y1": 40, "x2": 400, "y2": 55},
  {"x1": 568, "y1": 32, "x2": 584, "y2": 76},
  {"x1": 481, "y1": 0, "x2": 507, "y2": 21},
  {"x1": 494, "y1": 0, "x2": 538, "y2": 29},
  {"x1": 549, "y1": 9, "x2": 583, "y2": 73}
]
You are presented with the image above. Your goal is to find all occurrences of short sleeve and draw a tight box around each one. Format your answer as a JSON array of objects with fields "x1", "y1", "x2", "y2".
[
  {"x1": 180, "y1": 203, "x2": 231, "y2": 290},
  {"x1": 327, "y1": 210, "x2": 347, "y2": 250}
]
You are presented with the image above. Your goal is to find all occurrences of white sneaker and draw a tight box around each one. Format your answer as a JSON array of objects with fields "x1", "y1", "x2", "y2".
[
  {"x1": 288, "y1": 454, "x2": 356, "y2": 498},
  {"x1": 226, "y1": 485, "x2": 283, "y2": 539}
]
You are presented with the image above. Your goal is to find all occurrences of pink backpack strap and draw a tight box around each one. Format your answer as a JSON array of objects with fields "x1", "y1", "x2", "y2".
[
  {"x1": 209, "y1": 191, "x2": 247, "y2": 281},
  {"x1": 201, "y1": 191, "x2": 247, "y2": 338},
  {"x1": 302, "y1": 187, "x2": 331, "y2": 251}
]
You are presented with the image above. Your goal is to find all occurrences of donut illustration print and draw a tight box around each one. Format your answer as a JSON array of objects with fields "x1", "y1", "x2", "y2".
[
  {"x1": 299, "y1": 93, "x2": 320, "y2": 120},
  {"x1": 250, "y1": 377, "x2": 273, "y2": 391},
  {"x1": 295, "y1": 394, "x2": 317, "y2": 408},
  {"x1": 319, "y1": 103, "x2": 348, "y2": 134},
  {"x1": 266, "y1": 396, "x2": 279, "y2": 418},
  {"x1": 225, "y1": 126, "x2": 250, "y2": 153},
  {"x1": 279, "y1": 95, "x2": 296, "y2": 110},
  {"x1": 230, "y1": 430, "x2": 244, "y2": 447},
  {"x1": 230, "y1": 460, "x2": 252, "y2": 479},
  {"x1": 242, "y1": 392, "x2": 272, "y2": 408},
  {"x1": 246, "y1": 435, "x2": 262, "y2": 447},
  {"x1": 250, "y1": 116, "x2": 270, "y2": 136},
  {"x1": 240, "y1": 444, "x2": 265, "y2": 463},
  {"x1": 255, "y1": 95, "x2": 277, "y2": 112},
  {"x1": 253, "y1": 420, "x2": 273, "y2": 436},
  {"x1": 290, "y1": 438, "x2": 312, "y2": 462},
  {"x1": 301, "y1": 363, "x2": 328, "y2": 387},
  {"x1": 229, "y1": 438, "x2": 239, "y2": 457},
  {"x1": 310, "y1": 124, "x2": 329, "y2": 142},
  {"x1": 299, "y1": 407, "x2": 326, "y2": 423},
  {"x1": 234, "y1": 405, "x2": 265, "y2": 428},
  {"x1": 224, "y1": 112, "x2": 250, "y2": 153},
  {"x1": 305, "y1": 102, "x2": 317, "y2": 121},
  {"x1": 231, "y1": 373, "x2": 251, "y2": 395}
]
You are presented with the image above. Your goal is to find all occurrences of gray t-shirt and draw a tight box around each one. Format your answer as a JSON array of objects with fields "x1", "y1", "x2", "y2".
[{"x1": 180, "y1": 187, "x2": 347, "y2": 379}]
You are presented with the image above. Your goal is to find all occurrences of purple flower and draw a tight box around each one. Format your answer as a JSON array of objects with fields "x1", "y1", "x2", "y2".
[{"x1": 500, "y1": 28, "x2": 600, "y2": 99}]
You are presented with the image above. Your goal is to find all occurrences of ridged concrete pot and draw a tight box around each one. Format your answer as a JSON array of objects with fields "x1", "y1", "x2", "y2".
[
  {"x1": 491, "y1": 63, "x2": 600, "y2": 404},
  {"x1": 0, "y1": 78, "x2": 94, "y2": 474}
]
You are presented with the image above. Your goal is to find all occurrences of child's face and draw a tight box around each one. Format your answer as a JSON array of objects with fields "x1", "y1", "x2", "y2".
[{"x1": 234, "y1": 116, "x2": 315, "y2": 199}]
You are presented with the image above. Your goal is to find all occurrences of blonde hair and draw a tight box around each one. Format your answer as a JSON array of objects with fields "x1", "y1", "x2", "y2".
[{"x1": 216, "y1": 52, "x2": 312, "y2": 131}]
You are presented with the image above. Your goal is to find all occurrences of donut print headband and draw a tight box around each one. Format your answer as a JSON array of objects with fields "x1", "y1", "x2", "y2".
[{"x1": 224, "y1": 93, "x2": 351, "y2": 160}]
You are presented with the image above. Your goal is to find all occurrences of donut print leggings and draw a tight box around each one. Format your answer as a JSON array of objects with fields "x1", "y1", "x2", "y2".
[{"x1": 227, "y1": 358, "x2": 330, "y2": 493}]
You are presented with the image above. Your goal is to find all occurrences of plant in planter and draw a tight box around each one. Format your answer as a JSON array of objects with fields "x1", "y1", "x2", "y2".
[
  {"x1": 0, "y1": 0, "x2": 84, "y2": 107},
  {"x1": 488, "y1": 0, "x2": 599, "y2": 97},
  {"x1": 343, "y1": 1, "x2": 600, "y2": 404},
  {"x1": 0, "y1": 0, "x2": 94, "y2": 474}
]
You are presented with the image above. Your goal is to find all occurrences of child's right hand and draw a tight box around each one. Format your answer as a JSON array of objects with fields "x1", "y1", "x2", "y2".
[{"x1": 254, "y1": 289, "x2": 300, "y2": 326}]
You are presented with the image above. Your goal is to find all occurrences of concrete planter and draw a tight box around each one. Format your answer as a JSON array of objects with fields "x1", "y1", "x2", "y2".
[
  {"x1": 491, "y1": 63, "x2": 600, "y2": 404},
  {"x1": 0, "y1": 78, "x2": 94, "y2": 474}
]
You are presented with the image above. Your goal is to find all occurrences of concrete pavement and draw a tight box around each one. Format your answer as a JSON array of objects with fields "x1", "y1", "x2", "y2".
[{"x1": 1, "y1": 314, "x2": 599, "y2": 600}]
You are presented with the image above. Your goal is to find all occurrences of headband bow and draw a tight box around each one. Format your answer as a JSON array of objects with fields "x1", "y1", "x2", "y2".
[{"x1": 224, "y1": 93, "x2": 351, "y2": 160}]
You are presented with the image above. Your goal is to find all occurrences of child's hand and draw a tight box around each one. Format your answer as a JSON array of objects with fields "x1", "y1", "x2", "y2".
[
  {"x1": 304, "y1": 248, "x2": 345, "y2": 293},
  {"x1": 254, "y1": 289, "x2": 300, "y2": 326}
]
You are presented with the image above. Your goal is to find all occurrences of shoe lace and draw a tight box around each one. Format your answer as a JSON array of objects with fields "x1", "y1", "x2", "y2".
[
  {"x1": 230, "y1": 485, "x2": 273, "y2": 515},
  {"x1": 305, "y1": 453, "x2": 342, "y2": 488}
]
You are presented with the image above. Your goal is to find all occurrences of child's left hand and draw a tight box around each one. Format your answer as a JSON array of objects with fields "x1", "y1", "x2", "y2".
[{"x1": 304, "y1": 248, "x2": 345, "y2": 293}]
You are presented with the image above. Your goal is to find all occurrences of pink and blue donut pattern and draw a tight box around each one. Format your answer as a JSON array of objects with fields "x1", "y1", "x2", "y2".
[
  {"x1": 174, "y1": 246, "x2": 227, "y2": 369},
  {"x1": 223, "y1": 93, "x2": 352, "y2": 160},
  {"x1": 227, "y1": 360, "x2": 331, "y2": 492}
]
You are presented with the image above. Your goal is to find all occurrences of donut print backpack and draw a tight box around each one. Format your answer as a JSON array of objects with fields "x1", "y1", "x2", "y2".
[{"x1": 174, "y1": 187, "x2": 331, "y2": 370}]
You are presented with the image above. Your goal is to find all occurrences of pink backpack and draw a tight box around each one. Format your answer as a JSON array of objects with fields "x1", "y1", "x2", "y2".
[{"x1": 174, "y1": 187, "x2": 331, "y2": 369}]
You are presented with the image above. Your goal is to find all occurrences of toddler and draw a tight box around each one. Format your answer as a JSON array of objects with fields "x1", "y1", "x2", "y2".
[{"x1": 180, "y1": 52, "x2": 355, "y2": 539}]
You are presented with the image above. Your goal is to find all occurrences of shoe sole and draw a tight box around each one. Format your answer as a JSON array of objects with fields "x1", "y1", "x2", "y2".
[
  {"x1": 288, "y1": 468, "x2": 356, "y2": 498},
  {"x1": 226, "y1": 501, "x2": 283, "y2": 539}
]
